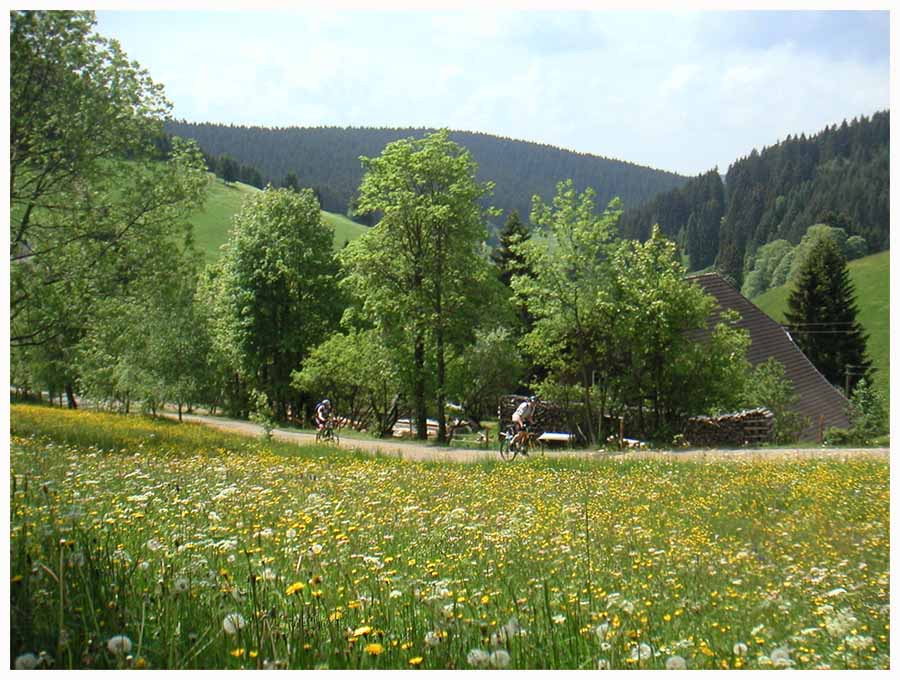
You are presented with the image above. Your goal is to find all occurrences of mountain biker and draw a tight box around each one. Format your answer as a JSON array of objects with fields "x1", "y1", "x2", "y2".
[
  {"x1": 510, "y1": 396, "x2": 537, "y2": 453},
  {"x1": 314, "y1": 399, "x2": 333, "y2": 432}
]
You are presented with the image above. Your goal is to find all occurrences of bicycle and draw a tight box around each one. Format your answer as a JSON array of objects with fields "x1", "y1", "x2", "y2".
[
  {"x1": 315, "y1": 419, "x2": 340, "y2": 445},
  {"x1": 499, "y1": 424, "x2": 543, "y2": 461}
]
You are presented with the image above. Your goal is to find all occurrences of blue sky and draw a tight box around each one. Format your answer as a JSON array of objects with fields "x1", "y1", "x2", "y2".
[{"x1": 95, "y1": 8, "x2": 890, "y2": 176}]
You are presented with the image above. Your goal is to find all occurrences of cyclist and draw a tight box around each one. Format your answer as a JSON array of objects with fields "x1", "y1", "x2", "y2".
[
  {"x1": 510, "y1": 396, "x2": 537, "y2": 454},
  {"x1": 314, "y1": 398, "x2": 333, "y2": 433}
]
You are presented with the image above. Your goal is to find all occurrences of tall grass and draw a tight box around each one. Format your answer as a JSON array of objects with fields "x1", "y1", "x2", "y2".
[{"x1": 10, "y1": 404, "x2": 889, "y2": 669}]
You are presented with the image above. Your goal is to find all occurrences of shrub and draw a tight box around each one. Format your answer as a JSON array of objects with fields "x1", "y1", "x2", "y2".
[
  {"x1": 249, "y1": 389, "x2": 275, "y2": 441},
  {"x1": 739, "y1": 358, "x2": 808, "y2": 444},
  {"x1": 823, "y1": 427, "x2": 852, "y2": 446},
  {"x1": 847, "y1": 379, "x2": 888, "y2": 444}
]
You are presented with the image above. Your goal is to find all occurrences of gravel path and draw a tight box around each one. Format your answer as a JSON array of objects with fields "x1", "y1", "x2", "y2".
[{"x1": 164, "y1": 413, "x2": 889, "y2": 463}]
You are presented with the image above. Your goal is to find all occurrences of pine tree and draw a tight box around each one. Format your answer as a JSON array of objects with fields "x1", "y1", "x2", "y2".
[
  {"x1": 282, "y1": 171, "x2": 300, "y2": 192},
  {"x1": 784, "y1": 236, "x2": 871, "y2": 391},
  {"x1": 219, "y1": 154, "x2": 239, "y2": 183},
  {"x1": 490, "y1": 210, "x2": 530, "y2": 287}
]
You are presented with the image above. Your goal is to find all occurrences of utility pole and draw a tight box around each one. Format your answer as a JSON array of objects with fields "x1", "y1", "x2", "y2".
[{"x1": 844, "y1": 364, "x2": 868, "y2": 397}]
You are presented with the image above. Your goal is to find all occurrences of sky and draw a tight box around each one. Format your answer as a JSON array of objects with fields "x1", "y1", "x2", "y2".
[{"x1": 95, "y1": 6, "x2": 891, "y2": 177}]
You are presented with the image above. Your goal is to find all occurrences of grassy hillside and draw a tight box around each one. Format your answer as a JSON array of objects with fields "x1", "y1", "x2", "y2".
[
  {"x1": 753, "y1": 250, "x2": 889, "y2": 396},
  {"x1": 189, "y1": 175, "x2": 368, "y2": 261}
]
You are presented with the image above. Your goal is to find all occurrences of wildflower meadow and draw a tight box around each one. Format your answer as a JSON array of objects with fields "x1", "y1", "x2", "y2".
[{"x1": 9, "y1": 404, "x2": 890, "y2": 670}]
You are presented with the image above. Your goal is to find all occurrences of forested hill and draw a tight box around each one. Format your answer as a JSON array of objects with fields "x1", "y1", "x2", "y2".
[
  {"x1": 619, "y1": 110, "x2": 889, "y2": 283},
  {"x1": 163, "y1": 121, "x2": 688, "y2": 228}
]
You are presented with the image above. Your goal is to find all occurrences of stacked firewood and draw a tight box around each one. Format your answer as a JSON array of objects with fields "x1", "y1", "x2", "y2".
[
  {"x1": 683, "y1": 408, "x2": 775, "y2": 447},
  {"x1": 497, "y1": 395, "x2": 574, "y2": 436}
]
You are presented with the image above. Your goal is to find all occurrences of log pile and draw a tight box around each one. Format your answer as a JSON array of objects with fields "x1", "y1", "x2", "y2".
[
  {"x1": 683, "y1": 408, "x2": 774, "y2": 447},
  {"x1": 497, "y1": 395, "x2": 573, "y2": 437}
]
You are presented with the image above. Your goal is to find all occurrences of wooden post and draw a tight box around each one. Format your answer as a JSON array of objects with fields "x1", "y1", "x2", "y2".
[
  {"x1": 818, "y1": 415, "x2": 825, "y2": 443},
  {"x1": 618, "y1": 416, "x2": 624, "y2": 450}
]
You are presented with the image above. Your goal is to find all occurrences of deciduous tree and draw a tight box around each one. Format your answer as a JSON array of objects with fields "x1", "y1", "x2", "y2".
[
  {"x1": 210, "y1": 188, "x2": 341, "y2": 419},
  {"x1": 341, "y1": 130, "x2": 496, "y2": 441}
]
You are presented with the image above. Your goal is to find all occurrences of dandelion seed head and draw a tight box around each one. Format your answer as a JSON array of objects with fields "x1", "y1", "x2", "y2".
[
  {"x1": 223, "y1": 613, "x2": 246, "y2": 636},
  {"x1": 489, "y1": 649, "x2": 511, "y2": 668},
  {"x1": 107, "y1": 635, "x2": 133, "y2": 655},
  {"x1": 15, "y1": 653, "x2": 39, "y2": 670},
  {"x1": 666, "y1": 655, "x2": 687, "y2": 670}
]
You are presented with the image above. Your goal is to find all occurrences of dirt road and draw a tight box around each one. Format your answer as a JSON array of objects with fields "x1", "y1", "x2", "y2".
[{"x1": 164, "y1": 413, "x2": 889, "y2": 464}]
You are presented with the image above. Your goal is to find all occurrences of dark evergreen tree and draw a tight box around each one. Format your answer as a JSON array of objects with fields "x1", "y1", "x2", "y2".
[
  {"x1": 219, "y1": 154, "x2": 239, "y2": 183},
  {"x1": 239, "y1": 164, "x2": 264, "y2": 188},
  {"x1": 282, "y1": 171, "x2": 299, "y2": 191},
  {"x1": 163, "y1": 120, "x2": 688, "y2": 229},
  {"x1": 490, "y1": 210, "x2": 530, "y2": 287},
  {"x1": 618, "y1": 111, "x2": 888, "y2": 282},
  {"x1": 784, "y1": 236, "x2": 871, "y2": 392}
]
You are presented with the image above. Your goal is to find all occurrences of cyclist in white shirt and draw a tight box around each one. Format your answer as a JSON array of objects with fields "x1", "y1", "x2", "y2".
[{"x1": 510, "y1": 396, "x2": 536, "y2": 453}]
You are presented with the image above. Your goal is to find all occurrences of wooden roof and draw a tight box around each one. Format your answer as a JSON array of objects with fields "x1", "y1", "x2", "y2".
[{"x1": 687, "y1": 272, "x2": 850, "y2": 439}]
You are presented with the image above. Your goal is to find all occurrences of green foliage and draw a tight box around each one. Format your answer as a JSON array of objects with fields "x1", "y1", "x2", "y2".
[
  {"x1": 846, "y1": 379, "x2": 888, "y2": 444},
  {"x1": 513, "y1": 180, "x2": 620, "y2": 442},
  {"x1": 845, "y1": 235, "x2": 868, "y2": 261},
  {"x1": 340, "y1": 129, "x2": 497, "y2": 441},
  {"x1": 249, "y1": 389, "x2": 275, "y2": 441},
  {"x1": 74, "y1": 240, "x2": 213, "y2": 418},
  {"x1": 490, "y1": 210, "x2": 531, "y2": 287},
  {"x1": 186, "y1": 175, "x2": 369, "y2": 262},
  {"x1": 741, "y1": 239, "x2": 793, "y2": 298},
  {"x1": 10, "y1": 10, "x2": 208, "y2": 411},
  {"x1": 753, "y1": 250, "x2": 888, "y2": 400},
  {"x1": 207, "y1": 187, "x2": 341, "y2": 420},
  {"x1": 445, "y1": 326, "x2": 524, "y2": 421},
  {"x1": 165, "y1": 121, "x2": 687, "y2": 232},
  {"x1": 219, "y1": 154, "x2": 240, "y2": 183},
  {"x1": 10, "y1": 11, "x2": 208, "y2": 349},
  {"x1": 607, "y1": 231, "x2": 750, "y2": 437},
  {"x1": 292, "y1": 328, "x2": 402, "y2": 437},
  {"x1": 785, "y1": 236, "x2": 871, "y2": 391},
  {"x1": 514, "y1": 180, "x2": 749, "y2": 441},
  {"x1": 619, "y1": 112, "x2": 888, "y2": 287},
  {"x1": 739, "y1": 358, "x2": 808, "y2": 444},
  {"x1": 786, "y1": 224, "x2": 849, "y2": 283},
  {"x1": 741, "y1": 223, "x2": 870, "y2": 300}
]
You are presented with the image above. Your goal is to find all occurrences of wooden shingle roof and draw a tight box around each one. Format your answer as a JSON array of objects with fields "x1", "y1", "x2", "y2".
[{"x1": 687, "y1": 272, "x2": 850, "y2": 439}]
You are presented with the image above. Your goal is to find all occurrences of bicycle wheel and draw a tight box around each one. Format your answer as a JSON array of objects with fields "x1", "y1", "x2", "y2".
[
  {"x1": 499, "y1": 437, "x2": 517, "y2": 461},
  {"x1": 315, "y1": 430, "x2": 322, "y2": 444}
]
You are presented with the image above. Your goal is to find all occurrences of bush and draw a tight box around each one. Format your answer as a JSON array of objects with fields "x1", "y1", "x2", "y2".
[
  {"x1": 739, "y1": 358, "x2": 807, "y2": 444},
  {"x1": 847, "y1": 379, "x2": 888, "y2": 444},
  {"x1": 249, "y1": 389, "x2": 275, "y2": 441},
  {"x1": 823, "y1": 380, "x2": 888, "y2": 446},
  {"x1": 823, "y1": 427, "x2": 852, "y2": 446}
]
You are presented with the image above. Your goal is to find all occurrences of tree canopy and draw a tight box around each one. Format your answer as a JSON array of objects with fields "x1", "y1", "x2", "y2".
[{"x1": 340, "y1": 130, "x2": 497, "y2": 441}]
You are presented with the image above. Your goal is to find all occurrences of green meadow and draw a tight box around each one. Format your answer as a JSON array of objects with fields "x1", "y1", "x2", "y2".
[
  {"x1": 10, "y1": 405, "x2": 890, "y2": 670},
  {"x1": 189, "y1": 175, "x2": 368, "y2": 261}
]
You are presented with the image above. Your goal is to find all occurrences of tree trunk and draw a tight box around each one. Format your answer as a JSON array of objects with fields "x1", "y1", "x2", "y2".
[
  {"x1": 65, "y1": 383, "x2": 77, "y2": 409},
  {"x1": 178, "y1": 402, "x2": 183, "y2": 422},
  {"x1": 580, "y1": 360, "x2": 596, "y2": 445},
  {"x1": 436, "y1": 324, "x2": 447, "y2": 443},
  {"x1": 414, "y1": 334, "x2": 427, "y2": 440},
  {"x1": 599, "y1": 383, "x2": 607, "y2": 442}
]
